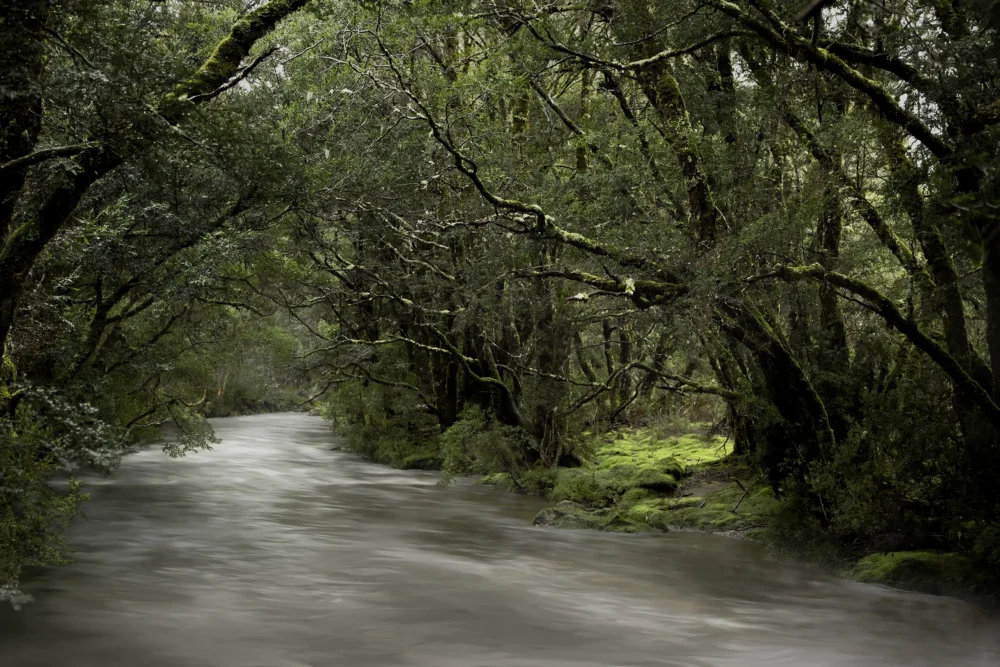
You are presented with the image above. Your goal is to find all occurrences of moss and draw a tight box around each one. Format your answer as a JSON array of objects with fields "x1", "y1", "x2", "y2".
[
  {"x1": 602, "y1": 512, "x2": 658, "y2": 533},
  {"x1": 481, "y1": 427, "x2": 736, "y2": 524},
  {"x1": 533, "y1": 502, "x2": 659, "y2": 533},
  {"x1": 653, "y1": 503, "x2": 743, "y2": 531},
  {"x1": 843, "y1": 551, "x2": 996, "y2": 596},
  {"x1": 592, "y1": 431, "x2": 726, "y2": 470},
  {"x1": 533, "y1": 502, "x2": 606, "y2": 530},
  {"x1": 621, "y1": 499, "x2": 669, "y2": 529},
  {"x1": 616, "y1": 483, "x2": 777, "y2": 534},
  {"x1": 477, "y1": 472, "x2": 520, "y2": 493},
  {"x1": 163, "y1": 0, "x2": 309, "y2": 118},
  {"x1": 0, "y1": 354, "x2": 15, "y2": 409},
  {"x1": 519, "y1": 467, "x2": 557, "y2": 495},
  {"x1": 578, "y1": 429, "x2": 727, "y2": 499},
  {"x1": 594, "y1": 464, "x2": 677, "y2": 494},
  {"x1": 619, "y1": 487, "x2": 657, "y2": 505},
  {"x1": 550, "y1": 469, "x2": 608, "y2": 507},
  {"x1": 400, "y1": 450, "x2": 442, "y2": 470},
  {"x1": 480, "y1": 427, "x2": 757, "y2": 534}
]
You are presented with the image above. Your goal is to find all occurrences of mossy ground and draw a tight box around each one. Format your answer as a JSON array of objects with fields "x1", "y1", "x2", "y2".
[{"x1": 479, "y1": 428, "x2": 775, "y2": 535}]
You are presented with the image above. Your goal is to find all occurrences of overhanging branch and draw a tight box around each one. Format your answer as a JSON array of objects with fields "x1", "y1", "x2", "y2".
[{"x1": 749, "y1": 263, "x2": 1000, "y2": 423}]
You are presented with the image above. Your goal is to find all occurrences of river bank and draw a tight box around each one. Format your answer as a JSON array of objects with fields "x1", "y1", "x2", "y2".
[{"x1": 466, "y1": 427, "x2": 998, "y2": 604}]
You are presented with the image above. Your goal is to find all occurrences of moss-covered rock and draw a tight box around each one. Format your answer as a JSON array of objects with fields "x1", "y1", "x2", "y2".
[
  {"x1": 619, "y1": 487, "x2": 657, "y2": 505},
  {"x1": 843, "y1": 551, "x2": 996, "y2": 596},
  {"x1": 650, "y1": 484, "x2": 776, "y2": 533},
  {"x1": 532, "y1": 501, "x2": 661, "y2": 533},
  {"x1": 477, "y1": 428, "x2": 774, "y2": 535},
  {"x1": 481, "y1": 427, "x2": 743, "y2": 532},
  {"x1": 550, "y1": 469, "x2": 608, "y2": 507},
  {"x1": 594, "y1": 464, "x2": 677, "y2": 494},
  {"x1": 533, "y1": 502, "x2": 606, "y2": 530}
]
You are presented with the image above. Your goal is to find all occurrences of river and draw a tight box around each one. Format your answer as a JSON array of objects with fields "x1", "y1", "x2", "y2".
[{"x1": 1, "y1": 413, "x2": 998, "y2": 666}]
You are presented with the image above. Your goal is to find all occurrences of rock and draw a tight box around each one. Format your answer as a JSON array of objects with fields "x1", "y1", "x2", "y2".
[
  {"x1": 843, "y1": 550, "x2": 993, "y2": 596},
  {"x1": 594, "y1": 463, "x2": 677, "y2": 494},
  {"x1": 532, "y1": 503, "x2": 605, "y2": 530},
  {"x1": 558, "y1": 514, "x2": 606, "y2": 530},
  {"x1": 550, "y1": 471, "x2": 608, "y2": 507},
  {"x1": 532, "y1": 507, "x2": 564, "y2": 527},
  {"x1": 555, "y1": 500, "x2": 586, "y2": 510}
]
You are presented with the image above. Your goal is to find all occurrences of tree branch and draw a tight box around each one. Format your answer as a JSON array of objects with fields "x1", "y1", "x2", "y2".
[
  {"x1": 704, "y1": 0, "x2": 952, "y2": 158},
  {"x1": 750, "y1": 263, "x2": 1000, "y2": 423},
  {"x1": 186, "y1": 46, "x2": 278, "y2": 103},
  {"x1": 0, "y1": 143, "x2": 97, "y2": 175}
]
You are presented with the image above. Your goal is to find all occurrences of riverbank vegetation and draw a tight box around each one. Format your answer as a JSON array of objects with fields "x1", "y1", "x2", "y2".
[{"x1": 3, "y1": 0, "x2": 1000, "y2": 604}]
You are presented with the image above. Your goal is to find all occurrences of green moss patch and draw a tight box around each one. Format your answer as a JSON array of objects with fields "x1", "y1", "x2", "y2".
[
  {"x1": 592, "y1": 430, "x2": 727, "y2": 471},
  {"x1": 512, "y1": 428, "x2": 776, "y2": 535},
  {"x1": 605, "y1": 483, "x2": 775, "y2": 534},
  {"x1": 532, "y1": 501, "x2": 658, "y2": 533},
  {"x1": 562, "y1": 481, "x2": 772, "y2": 535},
  {"x1": 480, "y1": 428, "x2": 730, "y2": 510},
  {"x1": 594, "y1": 464, "x2": 678, "y2": 494},
  {"x1": 843, "y1": 551, "x2": 996, "y2": 596},
  {"x1": 550, "y1": 469, "x2": 609, "y2": 507},
  {"x1": 482, "y1": 428, "x2": 757, "y2": 534},
  {"x1": 570, "y1": 428, "x2": 729, "y2": 502}
]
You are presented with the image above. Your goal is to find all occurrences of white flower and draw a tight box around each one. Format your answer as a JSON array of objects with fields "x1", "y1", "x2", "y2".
[{"x1": 624, "y1": 278, "x2": 635, "y2": 296}]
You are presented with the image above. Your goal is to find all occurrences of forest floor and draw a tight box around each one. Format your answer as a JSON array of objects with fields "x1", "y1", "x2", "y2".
[{"x1": 476, "y1": 427, "x2": 996, "y2": 603}]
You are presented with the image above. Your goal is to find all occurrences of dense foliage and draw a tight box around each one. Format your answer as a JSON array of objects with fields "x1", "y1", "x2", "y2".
[{"x1": 3, "y1": 0, "x2": 1000, "y2": 602}]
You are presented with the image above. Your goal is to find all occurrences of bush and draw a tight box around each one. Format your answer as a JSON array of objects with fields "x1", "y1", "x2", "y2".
[
  {"x1": 1, "y1": 403, "x2": 87, "y2": 609},
  {"x1": 327, "y1": 380, "x2": 439, "y2": 467},
  {"x1": 439, "y1": 406, "x2": 533, "y2": 484}
]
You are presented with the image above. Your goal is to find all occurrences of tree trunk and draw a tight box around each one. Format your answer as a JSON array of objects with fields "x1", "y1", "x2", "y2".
[
  {"x1": 574, "y1": 330, "x2": 598, "y2": 384},
  {"x1": 719, "y1": 299, "x2": 836, "y2": 479},
  {"x1": 0, "y1": 0, "x2": 48, "y2": 233},
  {"x1": 0, "y1": 147, "x2": 121, "y2": 351}
]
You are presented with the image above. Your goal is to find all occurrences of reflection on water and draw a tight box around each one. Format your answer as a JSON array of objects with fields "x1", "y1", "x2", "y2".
[{"x1": 1, "y1": 413, "x2": 997, "y2": 666}]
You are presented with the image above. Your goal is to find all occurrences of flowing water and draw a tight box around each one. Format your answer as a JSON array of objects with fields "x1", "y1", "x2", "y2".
[{"x1": 1, "y1": 413, "x2": 998, "y2": 666}]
